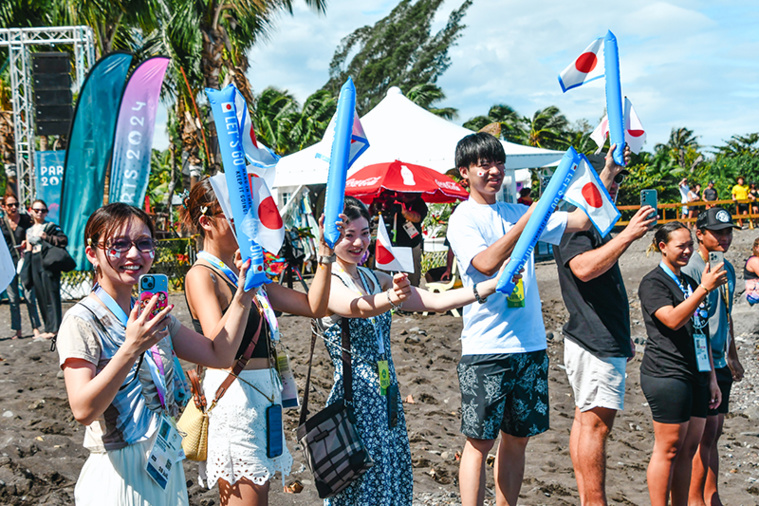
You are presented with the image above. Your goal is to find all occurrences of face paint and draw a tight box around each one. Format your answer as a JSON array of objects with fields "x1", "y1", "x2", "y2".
[
  {"x1": 477, "y1": 170, "x2": 486, "y2": 177},
  {"x1": 149, "y1": 250, "x2": 155, "y2": 259},
  {"x1": 107, "y1": 248, "x2": 122, "y2": 260}
]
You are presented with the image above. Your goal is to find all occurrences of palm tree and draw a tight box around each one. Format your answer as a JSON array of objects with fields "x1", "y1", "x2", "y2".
[
  {"x1": 715, "y1": 133, "x2": 759, "y2": 157},
  {"x1": 462, "y1": 103, "x2": 525, "y2": 142},
  {"x1": 655, "y1": 127, "x2": 699, "y2": 168},
  {"x1": 523, "y1": 105, "x2": 568, "y2": 149},
  {"x1": 285, "y1": 89, "x2": 336, "y2": 152},
  {"x1": 406, "y1": 83, "x2": 457, "y2": 119},
  {"x1": 251, "y1": 87, "x2": 298, "y2": 155}
]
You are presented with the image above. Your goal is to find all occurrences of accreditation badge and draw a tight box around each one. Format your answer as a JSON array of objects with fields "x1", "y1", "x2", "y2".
[
  {"x1": 693, "y1": 332, "x2": 711, "y2": 372},
  {"x1": 145, "y1": 415, "x2": 184, "y2": 490}
]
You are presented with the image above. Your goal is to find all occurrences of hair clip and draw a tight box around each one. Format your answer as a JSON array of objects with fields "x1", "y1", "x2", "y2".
[
  {"x1": 200, "y1": 205, "x2": 209, "y2": 216},
  {"x1": 179, "y1": 189, "x2": 190, "y2": 209},
  {"x1": 87, "y1": 238, "x2": 92, "y2": 246}
]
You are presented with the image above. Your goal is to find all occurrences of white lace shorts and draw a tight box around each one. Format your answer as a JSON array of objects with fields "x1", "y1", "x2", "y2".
[{"x1": 200, "y1": 368, "x2": 293, "y2": 489}]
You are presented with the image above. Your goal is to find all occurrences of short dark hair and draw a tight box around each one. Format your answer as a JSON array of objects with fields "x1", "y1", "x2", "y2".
[{"x1": 455, "y1": 132, "x2": 505, "y2": 170}]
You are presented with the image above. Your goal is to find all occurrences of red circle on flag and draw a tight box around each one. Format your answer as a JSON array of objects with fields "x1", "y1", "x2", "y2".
[
  {"x1": 627, "y1": 129, "x2": 645, "y2": 138},
  {"x1": 582, "y1": 182, "x2": 603, "y2": 208},
  {"x1": 575, "y1": 52, "x2": 598, "y2": 73},
  {"x1": 258, "y1": 197, "x2": 283, "y2": 230},
  {"x1": 224, "y1": 103, "x2": 232, "y2": 110},
  {"x1": 376, "y1": 243, "x2": 395, "y2": 264}
]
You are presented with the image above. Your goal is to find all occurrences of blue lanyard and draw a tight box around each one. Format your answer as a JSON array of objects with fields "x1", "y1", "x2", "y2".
[
  {"x1": 198, "y1": 251, "x2": 238, "y2": 285},
  {"x1": 93, "y1": 285, "x2": 168, "y2": 410},
  {"x1": 659, "y1": 262, "x2": 692, "y2": 298}
]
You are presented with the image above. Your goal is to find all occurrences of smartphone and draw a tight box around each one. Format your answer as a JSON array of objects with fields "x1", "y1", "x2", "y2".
[
  {"x1": 640, "y1": 189, "x2": 658, "y2": 226},
  {"x1": 138, "y1": 274, "x2": 169, "y2": 320},
  {"x1": 708, "y1": 251, "x2": 724, "y2": 268},
  {"x1": 266, "y1": 404, "x2": 284, "y2": 458}
]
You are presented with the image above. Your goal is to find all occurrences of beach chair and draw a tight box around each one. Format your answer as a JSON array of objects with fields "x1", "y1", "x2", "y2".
[{"x1": 422, "y1": 260, "x2": 462, "y2": 317}]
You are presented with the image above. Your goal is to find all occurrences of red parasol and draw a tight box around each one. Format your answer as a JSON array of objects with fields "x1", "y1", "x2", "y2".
[{"x1": 345, "y1": 160, "x2": 469, "y2": 204}]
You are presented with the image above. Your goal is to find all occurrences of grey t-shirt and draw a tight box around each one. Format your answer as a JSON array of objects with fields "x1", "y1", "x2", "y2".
[{"x1": 682, "y1": 253, "x2": 735, "y2": 368}]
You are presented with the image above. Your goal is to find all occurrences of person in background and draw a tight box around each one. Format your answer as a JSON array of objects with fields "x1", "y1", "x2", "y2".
[
  {"x1": 516, "y1": 187, "x2": 533, "y2": 206},
  {"x1": 683, "y1": 208, "x2": 744, "y2": 506},
  {"x1": 687, "y1": 183, "x2": 702, "y2": 228},
  {"x1": 702, "y1": 181, "x2": 718, "y2": 209},
  {"x1": 743, "y1": 237, "x2": 759, "y2": 305},
  {"x1": 679, "y1": 178, "x2": 690, "y2": 220},
  {"x1": 749, "y1": 182, "x2": 759, "y2": 228},
  {"x1": 638, "y1": 222, "x2": 726, "y2": 506},
  {"x1": 1, "y1": 192, "x2": 41, "y2": 339},
  {"x1": 380, "y1": 192, "x2": 427, "y2": 287},
  {"x1": 25, "y1": 199, "x2": 66, "y2": 340},
  {"x1": 731, "y1": 176, "x2": 749, "y2": 228}
]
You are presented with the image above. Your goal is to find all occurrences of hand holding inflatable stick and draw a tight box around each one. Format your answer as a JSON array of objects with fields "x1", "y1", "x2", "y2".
[{"x1": 604, "y1": 30, "x2": 625, "y2": 167}]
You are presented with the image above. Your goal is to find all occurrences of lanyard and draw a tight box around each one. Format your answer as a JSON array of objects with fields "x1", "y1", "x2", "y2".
[
  {"x1": 198, "y1": 250, "x2": 238, "y2": 285},
  {"x1": 337, "y1": 267, "x2": 385, "y2": 356},
  {"x1": 658, "y1": 263, "x2": 707, "y2": 330},
  {"x1": 93, "y1": 285, "x2": 168, "y2": 411},
  {"x1": 659, "y1": 262, "x2": 691, "y2": 298}
]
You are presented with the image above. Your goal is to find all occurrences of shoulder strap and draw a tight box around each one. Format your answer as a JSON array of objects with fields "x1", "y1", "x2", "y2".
[
  {"x1": 209, "y1": 300, "x2": 264, "y2": 407},
  {"x1": 299, "y1": 317, "x2": 353, "y2": 426},
  {"x1": 2, "y1": 214, "x2": 17, "y2": 250}
]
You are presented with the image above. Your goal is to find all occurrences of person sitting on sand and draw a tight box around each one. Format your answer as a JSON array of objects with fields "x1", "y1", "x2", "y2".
[
  {"x1": 57, "y1": 203, "x2": 257, "y2": 505},
  {"x1": 683, "y1": 208, "x2": 744, "y2": 506},
  {"x1": 181, "y1": 178, "x2": 338, "y2": 506},
  {"x1": 446, "y1": 132, "x2": 630, "y2": 506},
  {"x1": 312, "y1": 196, "x2": 508, "y2": 506},
  {"x1": 638, "y1": 221, "x2": 726, "y2": 506}
]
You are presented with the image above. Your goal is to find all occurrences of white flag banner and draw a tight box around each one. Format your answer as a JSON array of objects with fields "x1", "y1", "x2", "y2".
[{"x1": 562, "y1": 155, "x2": 620, "y2": 237}]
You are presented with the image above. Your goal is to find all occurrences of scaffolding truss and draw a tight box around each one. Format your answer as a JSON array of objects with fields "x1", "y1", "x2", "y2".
[{"x1": 0, "y1": 26, "x2": 95, "y2": 204}]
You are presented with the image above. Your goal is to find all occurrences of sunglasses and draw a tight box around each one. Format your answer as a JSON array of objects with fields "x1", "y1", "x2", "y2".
[
  {"x1": 5, "y1": 203, "x2": 18, "y2": 208},
  {"x1": 32, "y1": 208, "x2": 48, "y2": 214},
  {"x1": 614, "y1": 173, "x2": 627, "y2": 184},
  {"x1": 101, "y1": 237, "x2": 156, "y2": 254}
]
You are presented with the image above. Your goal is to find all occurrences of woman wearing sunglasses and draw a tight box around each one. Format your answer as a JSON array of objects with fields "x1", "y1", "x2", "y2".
[{"x1": 25, "y1": 199, "x2": 67, "y2": 339}]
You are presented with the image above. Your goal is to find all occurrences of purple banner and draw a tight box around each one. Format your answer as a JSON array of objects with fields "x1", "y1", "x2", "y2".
[{"x1": 109, "y1": 56, "x2": 170, "y2": 207}]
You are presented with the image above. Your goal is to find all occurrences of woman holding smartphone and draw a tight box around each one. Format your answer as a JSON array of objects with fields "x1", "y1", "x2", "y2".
[
  {"x1": 638, "y1": 222, "x2": 726, "y2": 506},
  {"x1": 57, "y1": 203, "x2": 256, "y2": 505},
  {"x1": 181, "y1": 178, "x2": 340, "y2": 506}
]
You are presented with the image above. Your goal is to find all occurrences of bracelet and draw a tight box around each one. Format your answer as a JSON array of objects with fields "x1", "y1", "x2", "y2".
[
  {"x1": 317, "y1": 253, "x2": 336, "y2": 265},
  {"x1": 386, "y1": 290, "x2": 402, "y2": 310},
  {"x1": 473, "y1": 283, "x2": 487, "y2": 304},
  {"x1": 699, "y1": 284, "x2": 710, "y2": 294}
]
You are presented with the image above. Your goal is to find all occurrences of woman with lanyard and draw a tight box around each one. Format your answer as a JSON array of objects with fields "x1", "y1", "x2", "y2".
[
  {"x1": 181, "y1": 178, "x2": 340, "y2": 506},
  {"x1": 314, "y1": 197, "x2": 507, "y2": 506},
  {"x1": 638, "y1": 221, "x2": 727, "y2": 506},
  {"x1": 57, "y1": 203, "x2": 257, "y2": 505}
]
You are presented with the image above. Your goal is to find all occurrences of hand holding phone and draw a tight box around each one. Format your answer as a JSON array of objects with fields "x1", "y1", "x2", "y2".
[
  {"x1": 640, "y1": 189, "x2": 658, "y2": 226},
  {"x1": 139, "y1": 274, "x2": 169, "y2": 320},
  {"x1": 708, "y1": 251, "x2": 724, "y2": 269}
]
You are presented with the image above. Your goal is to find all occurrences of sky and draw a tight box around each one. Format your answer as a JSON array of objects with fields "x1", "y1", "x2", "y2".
[{"x1": 226, "y1": 0, "x2": 758, "y2": 154}]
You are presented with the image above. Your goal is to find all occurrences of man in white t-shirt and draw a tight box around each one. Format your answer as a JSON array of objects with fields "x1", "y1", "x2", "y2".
[{"x1": 447, "y1": 132, "x2": 628, "y2": 506}]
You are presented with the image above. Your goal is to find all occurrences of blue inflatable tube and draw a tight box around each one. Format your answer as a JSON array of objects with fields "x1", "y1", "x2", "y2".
[
  {"x1": 323, "y1": 78, "x2": 357, "y2": 248},
  {"x1": 604, "y1": 30, "x2": 625, "y2": 166},
  {"x1": 206, "y1": 85, "x2": 269, "y2": 290},
  {"x1": 496, "y1": 148, "x2": 580, "y2": 295}
]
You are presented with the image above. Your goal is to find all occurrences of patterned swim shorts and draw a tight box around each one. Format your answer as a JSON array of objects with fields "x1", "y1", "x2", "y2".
[{"x1": 457, "y1": 350, "x2": 549, "y2": 440}]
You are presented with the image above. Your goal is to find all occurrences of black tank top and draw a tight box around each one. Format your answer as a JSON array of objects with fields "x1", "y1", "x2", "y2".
[
  {"x1": 186, "y1": 264, "x2": 269, "y2": 359},
  {"x1": 745, "y1": 257, "x2": 759, "y2": 280}
]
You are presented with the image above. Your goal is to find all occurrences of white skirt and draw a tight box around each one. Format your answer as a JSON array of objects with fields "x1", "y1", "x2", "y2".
[
  {"x1": 201, "y1": 368, "x2": 293, "y2": 489},
  {"x1": 75, "y1": 435, "x2": 188, "y2": 505}
]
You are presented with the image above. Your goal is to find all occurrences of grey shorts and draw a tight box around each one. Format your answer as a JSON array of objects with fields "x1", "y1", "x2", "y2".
[
  {"x1": 564, "y1": 338, "x2": 627, "y2": 412},
  {"x1": 457, "y1": 350, "x2": 549, "y2": 440}
]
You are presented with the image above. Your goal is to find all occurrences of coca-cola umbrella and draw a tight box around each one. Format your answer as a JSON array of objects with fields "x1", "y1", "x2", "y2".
[{"x1": 345, "y1": 160, "x2": 469, "y2": 204}]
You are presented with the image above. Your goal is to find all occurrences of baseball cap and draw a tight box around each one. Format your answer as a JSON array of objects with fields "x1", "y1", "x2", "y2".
[{"x1": 696, "y1": 207, "x2": 740, "y2": 231}]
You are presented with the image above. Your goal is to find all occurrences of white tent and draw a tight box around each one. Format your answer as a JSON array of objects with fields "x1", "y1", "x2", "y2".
[{"x1": 273, "y1": 86, "x2": 562, "y2": 203}]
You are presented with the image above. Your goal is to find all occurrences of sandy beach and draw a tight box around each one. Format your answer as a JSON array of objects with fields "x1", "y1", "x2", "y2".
[{"x1": 1, "y1": 227, "x2": 758, "y2": 505}]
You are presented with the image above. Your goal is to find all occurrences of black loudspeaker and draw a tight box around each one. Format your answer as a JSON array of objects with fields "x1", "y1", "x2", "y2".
[{"x1": 32, "y1": 52, "x2": 73, "y2": 136}]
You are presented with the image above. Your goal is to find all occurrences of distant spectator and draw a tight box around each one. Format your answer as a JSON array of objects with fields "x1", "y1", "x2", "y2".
[
  {"x1": 744, "y1": 237, "x2": 759, "y2": 305},
  {"x1": 688, "y1": 183, "x2": 702, "y2": 227},
  {"x1": 679, "y1": 178, "x2": 690, "y2": 219},
  {"x1": 702, "y1": 181, "x2": 718, "y2": 208},
  {"x1": 378, "y1": 191, "x2": 427, "y2": 286},
  {"x1": 517, "y1": 187, "x2": 533, "y2": 206},
  {"x1": 749, "y1": 182, "x2": 759, "y2": 228},
  {"x1": 731, "y1": 176, "x2": 749, "y2": 227}
]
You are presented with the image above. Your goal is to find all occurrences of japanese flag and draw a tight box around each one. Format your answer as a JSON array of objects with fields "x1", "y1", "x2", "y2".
[
  {"x1": 375, "y1": 215, "x2": 414, "y2": 273},
  {"x1": 562, "y1": 155, "x2": 620, "y2": 237},
  {"x1": 315, "y1": 111, "x2": 369, "y2": 169},
  {"x1": 208, "y1": 172, "x2": 285, "y2": 255},
  {"x1": 232, "y1": 88, "x2": 280, "y2": 190},
  {"x1": 590, "y1": 98, "x2": 646, "y2": 154},
  {"x1": 558, "y1": 37, "x2": 605, "y2": 92}
]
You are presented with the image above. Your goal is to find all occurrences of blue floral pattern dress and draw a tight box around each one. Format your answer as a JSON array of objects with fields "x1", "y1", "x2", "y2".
[{"x1": 314, "y1": 267, "x2": 412, "y2": 506}]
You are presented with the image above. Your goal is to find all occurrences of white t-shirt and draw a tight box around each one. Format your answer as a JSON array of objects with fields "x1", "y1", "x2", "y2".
[{"x1": 447, "y1": 200, "x2": 567, "y2": 355}]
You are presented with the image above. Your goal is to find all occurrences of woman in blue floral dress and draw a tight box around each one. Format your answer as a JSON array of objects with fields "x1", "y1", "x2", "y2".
[{"x1": 314, "y1": 197, "x2": 504, "y2": 505}]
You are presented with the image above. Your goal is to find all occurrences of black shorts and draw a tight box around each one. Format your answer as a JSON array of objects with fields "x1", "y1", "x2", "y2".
[
  {"x1": 708, "y1": 366, "x2": 733, "y2": 416},
  {"x1": 640, "y1": 373, "x2": 709, "y2": 423},
  {"x1": 738, "y1": 203, "x2": 750, "y2": 213}
]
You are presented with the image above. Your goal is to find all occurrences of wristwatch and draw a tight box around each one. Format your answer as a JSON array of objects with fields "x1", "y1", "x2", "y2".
[
  {"x1": 317, "y1": 253, "x2": 336, "y2": 265},
  {"x1": 473, "y1": 283, "x2": 487, "y2": 304}
]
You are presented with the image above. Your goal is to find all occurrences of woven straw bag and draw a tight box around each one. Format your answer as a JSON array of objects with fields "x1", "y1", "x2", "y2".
[{"x1": 177, "y1": 368, "x2": 209, "y2": 461}]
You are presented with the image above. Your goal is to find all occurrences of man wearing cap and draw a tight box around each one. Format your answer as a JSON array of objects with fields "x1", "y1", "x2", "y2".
[
  {"x1": 553, "y1": 172, "x2": 655, "y2": 505},
  {"x1": 683, "y1": 207, "x2": 744, "y2": 506}
]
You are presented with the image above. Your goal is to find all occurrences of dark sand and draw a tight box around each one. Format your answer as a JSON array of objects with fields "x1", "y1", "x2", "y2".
[{"x1": 1, "y1": 228, "x2": 758, "y2": 505}]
